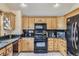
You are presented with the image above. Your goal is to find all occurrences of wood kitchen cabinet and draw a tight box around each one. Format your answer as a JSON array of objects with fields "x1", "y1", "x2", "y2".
[
  {"x1": 51, "y1": 17, "x2": 57, "y2": 29},
  {"x1": 59, "y1": 39, "x2": 67, "y2": 56},
  {"x1": 35, "y1": 17, "x2": 46, "y2": 23},
  {"x1": 18, "y1": 39, "x2": 22, "y2": 52},
  {"x1": 53, "y1": 38, "x2": 58, "y2": 51},
  {"x1": 0, "y1": 13, "x2": 3, "y2": 36},
  {"x1": 21, "y1": 38, "x2": 34, "y2": 52},
  {"x1": 56, "y1": 16, "x2": 66, "y2": 30},
  {"x1": 22, "y1": 16, "x2": 29, "y2": 29},
  {"x1": 5, "y1": 44, "x2": 13, "y2": 56},
  {"x1": 0, "y1": 48, "x2": 5, "y2": 56},
  {"x1": 9, "y1": 12, "x2": 16, "y2": 30},
  {"x1": 48, "y1": 38, "x2": 53, "y2": 52},
  {"x1": 4, "y1": 12, "x2": 16, "y2": 30},
  {"x1": 46, "y1": 17, "x2": 52, "y2": 29},
  {"x1": 28, "y1": 17, "x2": 35, "y2": 29}
]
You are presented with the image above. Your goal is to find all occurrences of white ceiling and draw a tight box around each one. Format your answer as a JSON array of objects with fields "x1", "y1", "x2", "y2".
[{"x1": 6, "y1": 3, "x2": 77, "y2": 16}]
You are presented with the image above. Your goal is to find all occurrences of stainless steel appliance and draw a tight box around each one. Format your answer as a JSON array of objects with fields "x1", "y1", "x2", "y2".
[
  {"x1": 66, "y1": 15, "x2": 79, "y2": 56},
  {"x1": 34, "y1": 23, "x2": 48, "y2": 53}
]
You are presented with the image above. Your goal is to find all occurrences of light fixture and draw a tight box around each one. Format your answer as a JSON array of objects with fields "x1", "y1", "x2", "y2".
[
  {"x1": 53, "y1": 3, "x2": 60, "y2": 8},
  {"x1": 20, "y1": 3, "x2": 27, "y2": 7}
]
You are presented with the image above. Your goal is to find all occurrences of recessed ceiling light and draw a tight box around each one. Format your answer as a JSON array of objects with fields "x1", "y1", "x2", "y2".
[
  {"x1": 20, "y1": 3, "x2": 27, "y2": 7},
  {"x1": 53, "y1": 3, "x2": 60, "y2": 8}
]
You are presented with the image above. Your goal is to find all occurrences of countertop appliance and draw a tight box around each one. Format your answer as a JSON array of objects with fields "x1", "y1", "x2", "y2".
[{"x1": 34, "y1": 23, "x2": 48, "y2": 53}]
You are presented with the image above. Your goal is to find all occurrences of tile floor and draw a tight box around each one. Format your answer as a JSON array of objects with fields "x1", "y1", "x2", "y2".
[{"x1": 15, "y1": 52, "x2": 63, "y2": 56}]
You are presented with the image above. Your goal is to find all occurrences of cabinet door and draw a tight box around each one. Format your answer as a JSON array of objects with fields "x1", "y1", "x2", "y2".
[
  {"x1": 48, "y1": 38, "x2": 53, "y2": 52},
  {"x1": 9, "y1": 13, "x2": 15, "y2": 30},
  {"x1": 18, "y1": 39, "x2": 22, "y2": 52},
  {"x1": 53, "y1": 38, "x2": 58, "y2": 51},
  {"x1": 35, "y1": 17, "x2": 46, "y2": 23},
  {"x1": 56, "y1": 17, "x2": 66, "y2": 30},
  {"x1": 21, "y1": 38, "x2": 34, "y2": 52},
  {"x1": 46, "y1": 17, "x2": 52, "y2": 29},
  {"x1": 0, "y1": 48, "x2": 5, "y2": 56},
  {"x1": 0, "y1": 15, "x2": 1, "y2": 30},
  {"x1": 22, "y1": 16, "x2": 28, "y2": 29},
  {"x1": 21, "y1": 39, "x2": 28, "y2": 51},
  {"x1": 59, "y1": 39, "x2": 67, "y2": 56},
  {"x1": 28, "y1": 17, "x2": 35, "y2": 29},
  {"x1": 27, "y1": 38, "x2": 34, "y2": 51},
  {"x1": 6, "y1": 44, "x2": 13, "y2": 56},
  {"x1": 51, "y1": 17, "x2": 57, "y2": 29},
  {"x1": 4, "y1": 12, "x2": 15, "y2": 30}
]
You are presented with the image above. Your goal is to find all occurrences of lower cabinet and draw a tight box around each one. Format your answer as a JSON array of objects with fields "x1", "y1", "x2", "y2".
[
  {"x1": 48, "y1": 38, "x2": 59, "y2": 52},
  {"x1": 48, "y1": 38, "x2": 53, "y2": 52},
  {"x1": 5, "y1": 44, "x2": 13, "y2": 56},
  {"x1": 0, "y1": 48, "x2": 5, "y2": 56},
  {"x1": 53, "y1": 38, "x2": 58, "y2": 51},
  {"x1": 48, "y1": 38, "x2": 67, "y2": 56},
  {"x1": 20, "y1": 38, "x2": 34, "y2": 52},
  {"x1": 59, "y1": 39, "x2": 67, "y2": 56},
  {"x1": 18, "y1": 39, "x2": 22, "y2": 52},
  {"x1": 0, "y1": 44, "x2": 13, "y2": 56}
]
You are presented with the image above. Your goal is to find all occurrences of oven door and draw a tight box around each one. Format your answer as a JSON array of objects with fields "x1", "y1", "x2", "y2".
[{"x1": 34, "y1": 41, "x2": 47, "y2": 53}]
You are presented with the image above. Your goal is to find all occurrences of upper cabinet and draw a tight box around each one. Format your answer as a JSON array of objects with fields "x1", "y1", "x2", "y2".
[
  {"x1": 28, "y1": 17, "x2": 35, "y2": 29},
  {"x1": 35, "y1": 17, "x2": 46, "y2": 23},
  {"x1": 0, "y1": 11, "x2": 3, "y2": 36},
  {"x1": 51, "y1": 17, "x2": 57, "y2": 29},
  {"x1": 22, "y1": 16, "x2": 29, "y2": 29},
  {"x1": 22, "y1": 16, "x2": 66, "y2": 30},
  {"x1": 9, "y1": 12, "x2": 16, "y2": 30},
  {"x1": 46, "y1": 17, "x2": 52, "y2": 29},
  {"x1": 4, "y1": 12, "x2": 16, "y2": 30},
  {"x1": 56, "y1": 17, "x2": 66, "y2": 30}
]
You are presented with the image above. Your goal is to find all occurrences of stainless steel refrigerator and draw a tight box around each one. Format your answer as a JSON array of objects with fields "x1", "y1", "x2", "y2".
[{"x1": 67, "y1": 15, "x2": 79, "y2": 56}]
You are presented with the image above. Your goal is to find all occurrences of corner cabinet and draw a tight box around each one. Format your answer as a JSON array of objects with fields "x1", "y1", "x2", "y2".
[{"x1": 56, "y1": 17, "x2": 66, "y2": 30}]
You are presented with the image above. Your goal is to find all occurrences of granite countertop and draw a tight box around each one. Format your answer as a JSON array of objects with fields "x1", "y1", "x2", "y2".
[{"x1": 0, "y1": 37, "x2": 20, "y2": 49}]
